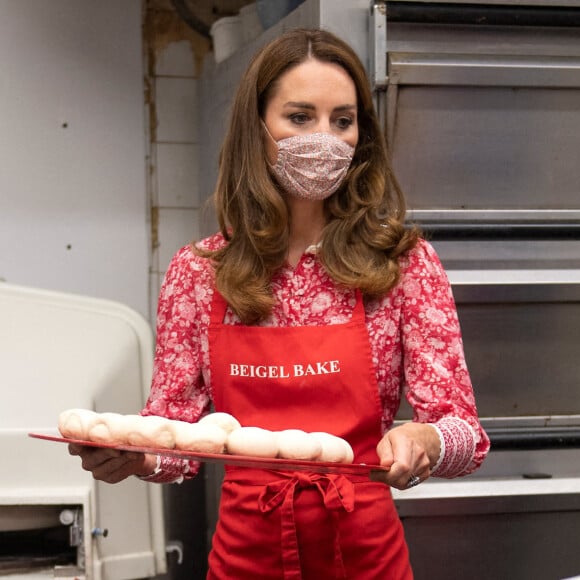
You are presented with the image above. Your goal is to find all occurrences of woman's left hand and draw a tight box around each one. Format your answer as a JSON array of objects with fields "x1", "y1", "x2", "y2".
[{"x1": 371, "y1": 422, "x2": 441, "y2": 490}]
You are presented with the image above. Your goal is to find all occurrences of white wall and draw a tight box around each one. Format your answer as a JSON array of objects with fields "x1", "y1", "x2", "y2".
[{"x1": 0, "y1": 0, "x2": 150, "y2": 318}]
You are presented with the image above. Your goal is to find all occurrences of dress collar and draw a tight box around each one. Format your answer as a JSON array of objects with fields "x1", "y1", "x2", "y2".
[{"x1": 304, "y1": 242, "x2": 322, "y2": 255}]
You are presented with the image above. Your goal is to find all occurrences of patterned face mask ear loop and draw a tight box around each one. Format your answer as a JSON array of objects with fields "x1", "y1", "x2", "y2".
[{"x1": 261, "y1": 121, "x2": 279, "y2": 157}]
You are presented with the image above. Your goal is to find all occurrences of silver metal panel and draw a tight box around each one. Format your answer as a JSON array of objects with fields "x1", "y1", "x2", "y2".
[
  {"x1": 391, "y1": 85, "x2": 580, "y2": 211},
  {"x1": 410, "y1": 209, "x2": 580, "y2": 222},
  {"x1": 385, "y1": 22, "x2": 580, "y2": 58},
  {"x1": 392, "y1": 0, "x2": 580, "y2": 6},
  {"x1": 376, "y1": 5, "x2": 580, "y2": 579},
  {"x1": 467, "y1": 445, "x2": 580, "y2": 477},
  {"x1": 388, "y1": 53, "x2": 580, "y2": 87},
  {"x1": 370, "y1": 2, "x2": 388, "y2": 90},
  {"x1": 393, "y1": 474, "x2": 580, "y2": 578},
  {"x1": 379, "y1": 13, "x2": 580, "y2": 224},
  {"x1": 431, "y1": 240, "x2": 580, "y2": 271},
  {"x1": 395, "y1": 274, "x2": 580, "y2": 420},
  {"x1": 395, "y1": 476, "x2": 580, "y2": 514},
  {"x1": 402, "y1": 508, "x2": 580, "y2": 580},
  {"x1": 458, "y1": 300, "x2": 580, "y2": 417},
  {"x1": 319, "y1": 0, "x2": 370, "y2": 67}
]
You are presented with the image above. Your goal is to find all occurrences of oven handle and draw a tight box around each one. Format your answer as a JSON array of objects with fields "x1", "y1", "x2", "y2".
[
  {"x1": 418, "y1": 222, "x2": 580, "y2": 241},
  {"x1": 488, "y1": 427, "x2": 580, "y2": 450},
  {"x1": 385, "y1": 2, "x2": 580, "y2": 28}
]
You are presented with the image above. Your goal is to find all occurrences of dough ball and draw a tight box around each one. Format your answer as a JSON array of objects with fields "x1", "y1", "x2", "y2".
[
  {"x1": 226, "y1": 427, "x2": 279, "y2": 458},
  {"x1": 125, "y1": 415, "x2": 176, "y2": 449},
  {"x1": 310, "y1": 432, "x2": 354, "y2": 464},
  {"x1": 342, "y1": 440, "x2": 354, "y2": 464},
  {"x1": 58, "y1": 409, "x2": 98, "y2": 440},
  {"x1": 276, "y1": 429, "x2": 322, "y2": 461},
  {"x1": 171, "y1": 420, "x2": 227, "y2": 453},
  {"x1": 198, "y1": 412, "x2": 241, "y2": 435},
  {"x1": 87, "y1": 412, "x2": 131, "y2": 445}
]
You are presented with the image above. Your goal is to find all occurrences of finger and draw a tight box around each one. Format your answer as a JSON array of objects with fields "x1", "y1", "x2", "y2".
[
  {"x1": 371, "y1": 463, "x2": 431, "y2": 489},
  {"x1": 369, "y1": 467, "x2": 390, "y2": 484},
  {"x1": 375, "y1": 435, "x2": 394, "y2": 469},
  {"x1": 68, "y1": 443, "x2": 82, "y2": 456},
  {"x1": 68, "y1": 443, "x2": 121, "y2": 461},
  {"x1": 386, "y1": 466, "x2": 414, "y2": 490},
  {"x1": 79, "y1": 448, "x2": 121, "y2": 471},
  {"x1": 374, "y1": 437, "x2": 412, "y2": 488},
  {"x1": 398, "y1": 448, "x2": 431, "y2": 482},
  {"x1": 375, "y1": 426, "x2": 436, "y2": 489},
  {"x1": 385, "y1": 432, "x2": 415, "y2": 488},
  {"x1": 389, "y1": 455, "x2": 431, "y2": 490},
  {"x1": 90, "y1": 452, "x2": 143, "y2": 484}
]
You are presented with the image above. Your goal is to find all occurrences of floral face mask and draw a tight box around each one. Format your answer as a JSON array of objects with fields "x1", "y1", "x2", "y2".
[{"x1": 266, "y1": 130, "x2": 355, "y2": 201}]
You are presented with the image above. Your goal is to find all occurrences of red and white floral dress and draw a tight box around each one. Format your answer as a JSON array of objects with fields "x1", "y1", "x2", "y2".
[{"x1": 141, "y1": 233, "x2": 490, "y2": 576}]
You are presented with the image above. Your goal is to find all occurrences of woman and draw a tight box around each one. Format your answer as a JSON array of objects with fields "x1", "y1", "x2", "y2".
[{"x1": 71, "y1": 28, "x2": 489, "y2": 579}]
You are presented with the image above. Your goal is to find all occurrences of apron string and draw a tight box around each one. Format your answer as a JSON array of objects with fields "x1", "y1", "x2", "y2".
[
  {"x1": 351, "y1": 289, "x2": 365, "y2": 323},
  {"x1": 258, "y1": 472, "x2": 354, "y2": 580},
  {"x1": 209, "y1": 289, "x2": 228, "y2": 324}
]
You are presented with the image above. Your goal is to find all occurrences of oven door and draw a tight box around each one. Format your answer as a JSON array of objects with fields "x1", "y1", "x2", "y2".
[
  {"x1": 450, "y1": 270, "x2": 580, "y2": 419},
  {"x1": 393, "y1": 271, "x2": 580, "y2": 579},
  {"x1": 371, "y1": 1, "x2": 580, "y2": 251},
  {"x1": 393, "y1": 472, "x2": 580, "y2": 580},
  {"x1": 396, "y1": 270, "x2": 580, "y2": 421}
]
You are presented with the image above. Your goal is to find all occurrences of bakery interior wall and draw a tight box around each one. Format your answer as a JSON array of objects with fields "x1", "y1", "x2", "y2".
[
  {"x1": 0, "y1": 0, "x2": 251, "y2": 324},
  {"x1": 0, "y1": 1, "x2": 259, "y2": 578},
  {"x1": 0, "y1": 0, "x2": 151, "y2": 318}
]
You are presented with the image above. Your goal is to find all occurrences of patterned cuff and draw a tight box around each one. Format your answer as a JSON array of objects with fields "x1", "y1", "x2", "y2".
[
  {"x1": 137, "y1": 455, "x2": 195, "y2": 484},
  {"x1": 430, "y1": 417, "x2": 477, "y2": 478},
  {"x1": 426, "y1": 423, "x2": 445, "y2": 473},
  {"x1": 136, "y1": 454, "x2": 162, "y2": 480}
]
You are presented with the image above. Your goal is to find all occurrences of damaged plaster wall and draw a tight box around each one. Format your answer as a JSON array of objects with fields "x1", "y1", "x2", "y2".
[{"x1": 145, "y1": 0, "x2": 251, "y2": 321}]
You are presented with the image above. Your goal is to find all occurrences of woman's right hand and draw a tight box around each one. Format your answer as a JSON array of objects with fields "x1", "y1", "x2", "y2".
[{"x1": 68, "y1": 444, "x2": 158, "y2": 484}]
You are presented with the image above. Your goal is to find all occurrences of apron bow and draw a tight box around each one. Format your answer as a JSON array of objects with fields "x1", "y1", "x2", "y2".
[{"x1": 258, "y1": 472, "x2": 354, "y2": 580}]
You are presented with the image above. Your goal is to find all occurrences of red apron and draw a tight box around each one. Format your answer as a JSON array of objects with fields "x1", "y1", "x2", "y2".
[{"x1": 207, "y1": 289, "x2": 412, "y2": 580}]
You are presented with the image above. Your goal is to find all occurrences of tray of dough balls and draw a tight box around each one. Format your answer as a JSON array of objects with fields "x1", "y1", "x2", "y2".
[{"x1": 29, "y1": 409, "x2": 386, "y2": 475}]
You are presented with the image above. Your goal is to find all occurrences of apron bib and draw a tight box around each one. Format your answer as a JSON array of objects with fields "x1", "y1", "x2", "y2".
[{"x1": 207, "y1": 289, "x2": 412, "y2": 580}]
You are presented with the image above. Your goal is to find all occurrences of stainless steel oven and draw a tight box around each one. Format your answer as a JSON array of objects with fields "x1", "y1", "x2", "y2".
[
  {"x1": 373, "y1": 2, "x2": 580, "y2": 578},
  {"x1": 393, "y1": 270, "x2": 580, "y2": 579}
]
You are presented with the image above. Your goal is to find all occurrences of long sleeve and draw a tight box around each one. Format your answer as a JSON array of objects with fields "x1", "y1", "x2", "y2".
[
  {"x1": 137, "y1": 237, "x2": 489, "y2": 483},
  {"x1": 399, "y1": 241, "x2": 489, "y2": 477},
  {"x1": 140, "y1": 245, "x2": 213, "y2": 482}
]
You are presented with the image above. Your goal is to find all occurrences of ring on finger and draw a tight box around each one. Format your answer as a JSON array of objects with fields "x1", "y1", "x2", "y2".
[{"x1": 406, "y1": 475, "x2": 421, "y2": 489}]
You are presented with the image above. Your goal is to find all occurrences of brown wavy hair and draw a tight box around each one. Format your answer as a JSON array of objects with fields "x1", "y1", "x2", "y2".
[{"x1": 197, "y1": 28, "x2": 419, "y2": 324}]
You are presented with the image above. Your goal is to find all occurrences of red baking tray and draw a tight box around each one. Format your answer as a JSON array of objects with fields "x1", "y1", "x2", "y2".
[{"x1": 29, "y1": 432, "x2": 386, "y2": 476}]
